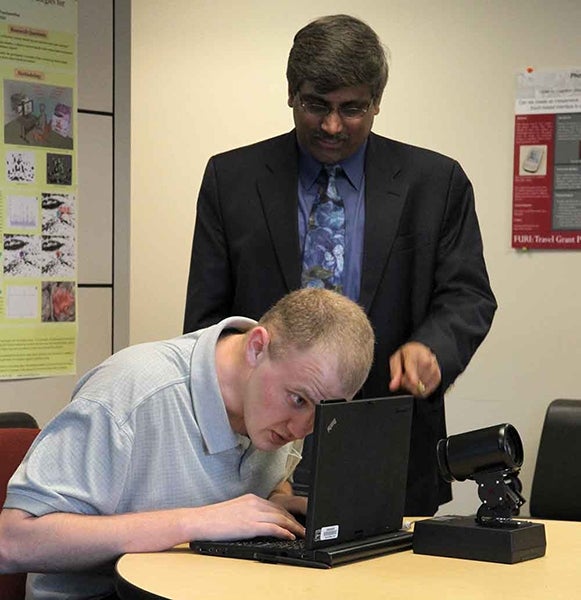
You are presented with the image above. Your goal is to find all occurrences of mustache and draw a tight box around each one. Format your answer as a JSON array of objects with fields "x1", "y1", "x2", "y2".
[{"x1": 313, "y1": 132, "x2": 349, "y2": 142}]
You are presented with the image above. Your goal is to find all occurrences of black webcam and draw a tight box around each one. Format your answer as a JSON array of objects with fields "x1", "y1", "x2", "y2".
[
  {"x1": 437, "y1": 424, "x2": 524, "y2": 524},
  {"x1": 437, "y1": 423, "x2": 523, "y2": 482},
  {"x1": 413, "y1": 423, "x2": 546, "y2": 564}
]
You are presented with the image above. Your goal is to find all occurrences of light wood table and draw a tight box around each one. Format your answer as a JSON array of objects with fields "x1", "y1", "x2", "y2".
[{"x1": 115, "y1": 519, "x2": 581, "y2": 600}]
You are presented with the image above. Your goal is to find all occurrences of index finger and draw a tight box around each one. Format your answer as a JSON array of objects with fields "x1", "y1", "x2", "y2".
[{"x1": 389, "y1": 350, "x2": 404, "y2": 391}]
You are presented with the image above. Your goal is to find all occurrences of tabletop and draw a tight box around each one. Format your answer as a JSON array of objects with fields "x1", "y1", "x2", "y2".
[{"x1": 115, "y1": 518, "x2": 581, "y2": 600}]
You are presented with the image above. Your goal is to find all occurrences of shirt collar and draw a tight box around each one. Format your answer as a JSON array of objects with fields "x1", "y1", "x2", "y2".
[
  {"x1": 298, "y1": 137, "x2": 367, "y2": 192},
  {"x1": 190, "y1": 316, "x2": 256, "y2": 454}
]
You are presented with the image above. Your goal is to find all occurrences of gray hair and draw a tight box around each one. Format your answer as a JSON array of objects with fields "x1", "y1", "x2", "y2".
[{"x1": 286, "y1": 14, "x2": 389, "y2": 101}]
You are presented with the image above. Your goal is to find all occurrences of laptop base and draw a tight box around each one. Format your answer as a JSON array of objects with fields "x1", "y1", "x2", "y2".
[
  {"x1": 192, "y1": 529, "x2": 413, "y2": 569},
  {"x1": 303, "y1": 529, "x2": 413, "y2": 568},
  {"x1": 413, "y1": 515, "x2": 546, "y2": 564}
]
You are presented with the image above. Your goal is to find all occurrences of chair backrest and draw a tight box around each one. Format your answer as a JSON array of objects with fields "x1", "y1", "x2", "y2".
[
  {"x1": 529, "y1": 399, "x2": 581, "y2": 520},
  {"x1": 0, "y1": 427, "x2": 41, "y2": 599},
  {"x1": 0, "y1": 411, "x2": 39, "y2": 429}
]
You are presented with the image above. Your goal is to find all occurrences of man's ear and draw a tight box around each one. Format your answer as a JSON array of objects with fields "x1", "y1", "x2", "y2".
[
  {"x1": 245, "y1": 326, "x2": 270, "y2": 367},
  {"x1": 287, "y1": 86, "x2": 295, "y2": 108}
]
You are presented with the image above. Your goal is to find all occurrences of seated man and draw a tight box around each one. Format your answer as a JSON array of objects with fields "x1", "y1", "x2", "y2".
[{"x1": 0, "y1": 288, "x2": 374, "y2": 600}]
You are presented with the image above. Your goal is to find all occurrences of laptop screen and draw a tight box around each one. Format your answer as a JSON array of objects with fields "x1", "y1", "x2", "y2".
[{"x1": 305, "y1": 395, "x2": 413, "y2": 549}]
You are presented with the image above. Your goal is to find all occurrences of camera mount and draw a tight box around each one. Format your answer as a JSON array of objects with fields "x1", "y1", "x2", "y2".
[
  {"x1": 413, "y1": 423, "x2": 546, "y2": 563},
  {"x1": 474, "y1": 468, "x2": 525, "y2": 525}
]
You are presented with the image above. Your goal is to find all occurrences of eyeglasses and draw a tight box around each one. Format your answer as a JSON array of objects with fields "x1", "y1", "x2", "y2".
[{"x1": 297, "y1": 94, "x2": 373, "y2": 120}]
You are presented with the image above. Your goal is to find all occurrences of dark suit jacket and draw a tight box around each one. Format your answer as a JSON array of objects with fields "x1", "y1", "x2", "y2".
[{"x1": 184, "y1": 131, "x2": 497, "y2": 515}]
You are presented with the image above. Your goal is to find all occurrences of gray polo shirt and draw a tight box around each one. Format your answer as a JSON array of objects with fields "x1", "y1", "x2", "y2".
[{"x1": 5, "y1": 317, "x2": 302, "y2": 599}]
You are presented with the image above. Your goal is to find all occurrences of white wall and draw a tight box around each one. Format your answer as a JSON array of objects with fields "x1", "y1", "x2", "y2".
[{"x1": 131, "y1": 0, "x2": 581, "y2": 515}]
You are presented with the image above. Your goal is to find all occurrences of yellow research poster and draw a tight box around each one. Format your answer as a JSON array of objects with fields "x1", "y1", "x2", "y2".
[{"x1": 0, "y1": 1, "x2": 78, "y2": 379}]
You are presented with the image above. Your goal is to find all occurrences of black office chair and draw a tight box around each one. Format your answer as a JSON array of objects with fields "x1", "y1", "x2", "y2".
[
  {"x1": 0, "y1": 412, "x2": 39, "y2": 429},
  {"x1": 529, "y1": 399, "x2": 581, "y2": 520}
]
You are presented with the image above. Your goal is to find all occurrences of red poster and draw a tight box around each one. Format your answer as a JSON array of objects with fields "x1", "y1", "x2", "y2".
[{"x1": 512, "y1": 69, "x2": 581, "y2": 250}]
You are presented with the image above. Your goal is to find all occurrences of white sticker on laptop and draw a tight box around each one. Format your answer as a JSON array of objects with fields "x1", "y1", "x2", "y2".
[{"x1": 315, "y1": 525, "x2": 339, "y2": 541}]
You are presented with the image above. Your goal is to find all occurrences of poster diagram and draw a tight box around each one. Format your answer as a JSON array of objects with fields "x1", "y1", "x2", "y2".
[
  {"x1": 0, "y1": 0, "x2": 78, "y2": 379},
  {"x1": 3, "y1": 80, "x2": 74, "y2": 149},
  {"x1": 512, "y1": 68, "x2": 581, "y2": 250}
]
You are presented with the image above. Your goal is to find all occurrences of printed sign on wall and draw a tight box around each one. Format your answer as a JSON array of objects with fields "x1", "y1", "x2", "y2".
[
  {"x1": 512, "y1": 68, "x2": 581, "y2": 250},
  {"x1": 0, "y1": 1, "x2": 78, "y2": 378}
]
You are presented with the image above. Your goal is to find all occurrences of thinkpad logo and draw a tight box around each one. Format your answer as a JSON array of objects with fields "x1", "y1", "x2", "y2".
[{"x1": 327, "y1": 418, "x2": 337, "y2": 433}]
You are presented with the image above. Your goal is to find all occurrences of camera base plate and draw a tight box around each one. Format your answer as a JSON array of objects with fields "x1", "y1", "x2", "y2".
[{"x1": 413, "y1": 515, "x2": 546, "y2": 564}]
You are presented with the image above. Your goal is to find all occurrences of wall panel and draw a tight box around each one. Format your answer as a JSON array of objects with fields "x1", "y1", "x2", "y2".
[{"x1": 78, "y1": 112, "x2": 113, "y2": 284}]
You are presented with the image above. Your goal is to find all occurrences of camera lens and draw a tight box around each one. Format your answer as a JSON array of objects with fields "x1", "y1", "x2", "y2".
[
  {"x1": 436, "y1": 423, "x2": 524, "y2": 482},
  {"x1": 502, "y1": 424, "x2": 524, "y2": 468}
]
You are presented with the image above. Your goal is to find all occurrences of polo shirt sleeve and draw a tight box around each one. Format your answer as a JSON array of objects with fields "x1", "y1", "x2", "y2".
[{"x1": 4, "y1": 397, "x2": 133, "y2": 517}]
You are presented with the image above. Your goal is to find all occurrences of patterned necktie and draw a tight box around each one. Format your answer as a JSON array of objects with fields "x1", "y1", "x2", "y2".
[{"x1": 301, "y1": 165, "x2": 345, "y2": 293}]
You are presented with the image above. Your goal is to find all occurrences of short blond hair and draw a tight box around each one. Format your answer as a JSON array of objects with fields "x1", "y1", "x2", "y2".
[{"x1": 258, "y1": 288, "x2": 374, "y2": 397}]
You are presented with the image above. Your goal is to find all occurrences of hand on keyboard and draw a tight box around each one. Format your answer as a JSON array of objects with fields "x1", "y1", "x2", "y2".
[{"x1": 191, "y1": 493, "x2": 306, "y2": 542}]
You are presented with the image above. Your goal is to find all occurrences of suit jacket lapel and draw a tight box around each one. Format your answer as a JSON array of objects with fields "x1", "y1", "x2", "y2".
[
  {"x1": 257, "y1": 132, "x2": 302, "y2": 291},
  {"x1": 360, "y1": 134, "x2": 409, "y2": 312}
]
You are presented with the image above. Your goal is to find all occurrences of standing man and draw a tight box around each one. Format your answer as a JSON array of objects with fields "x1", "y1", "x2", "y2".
[
  {"x1": 183, "y1": 14, "x2": 497, "y2": 516},
  {"x1": 0, "y1": 288, "x2": 374, "y2": 599}
]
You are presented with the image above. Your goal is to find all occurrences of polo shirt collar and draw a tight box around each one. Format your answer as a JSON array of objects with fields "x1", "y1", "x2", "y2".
[{"x1": 189, "y1": 316, "x2": 256, "y2": 455}]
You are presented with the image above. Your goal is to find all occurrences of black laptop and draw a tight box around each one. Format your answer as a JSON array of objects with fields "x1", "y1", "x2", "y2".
[{"x1": 191, "y1": 395, "x2": 414, "y2": 568}]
